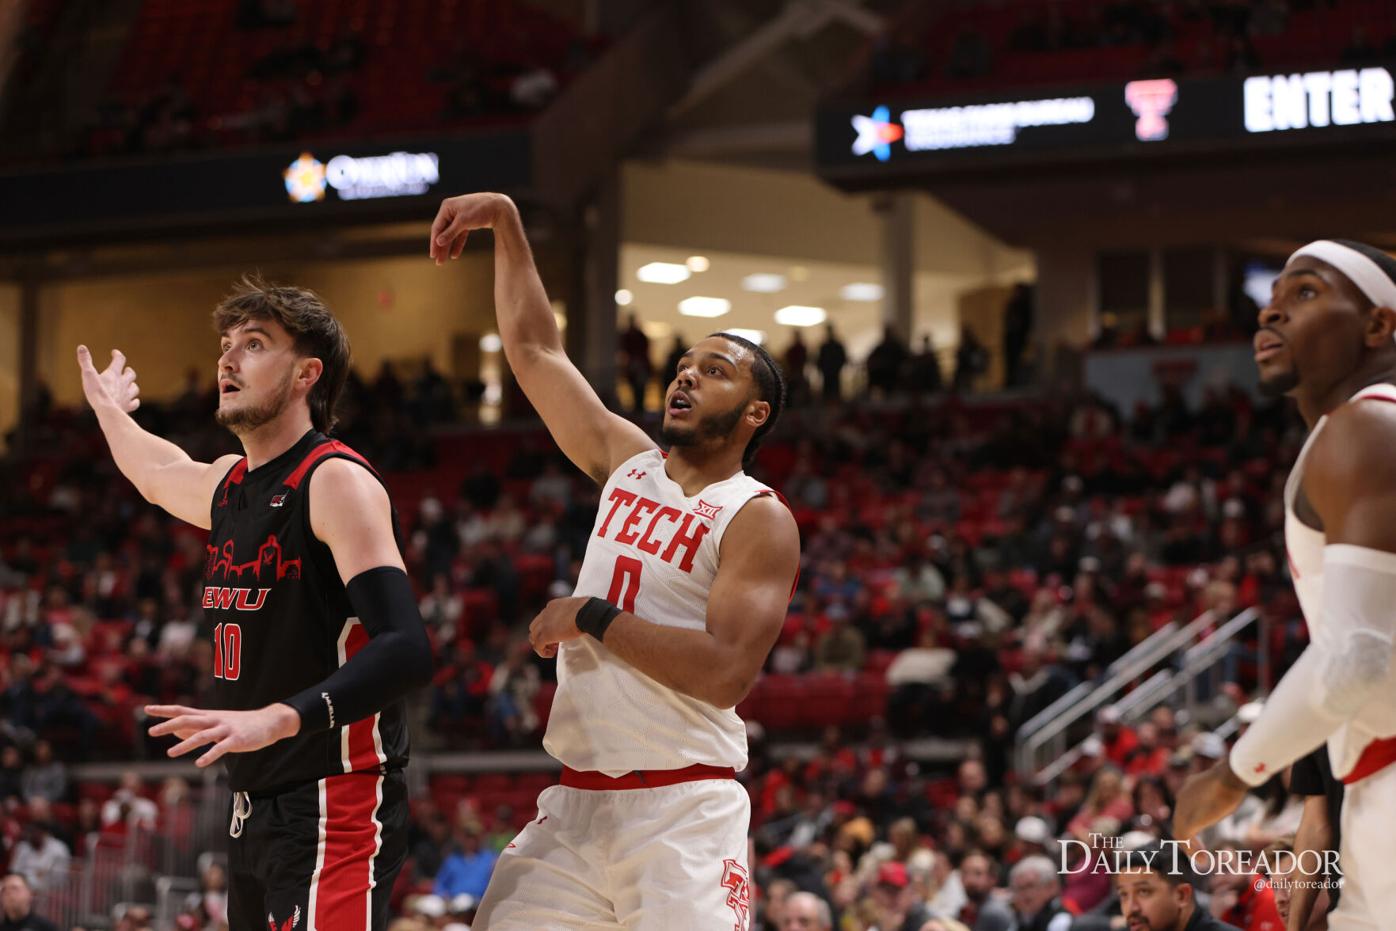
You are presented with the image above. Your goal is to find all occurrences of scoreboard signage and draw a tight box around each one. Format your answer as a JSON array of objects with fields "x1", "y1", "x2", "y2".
[
  {"x1": 817, "y1": 65, "x2": 1396, "y2": 179},
  {"x1": 0, "y1": 131, "x2": 529, "y2": 244}
]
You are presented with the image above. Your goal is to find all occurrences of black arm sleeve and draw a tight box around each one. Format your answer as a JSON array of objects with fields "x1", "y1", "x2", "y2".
[
  {"x1": 1289, "y1": 747, "x2": 1326, "y2": 796},
  {"x1": 283, "y1": 566, "x2": 434, "y2": 733}
]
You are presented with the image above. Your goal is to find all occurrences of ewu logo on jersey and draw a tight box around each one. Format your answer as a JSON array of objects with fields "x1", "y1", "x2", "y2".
[
  {"x1": 851, "y1": 105, "x2": 904, "y2": 161},
  {"x1": 201, "y1": 586, "x2": 272, "y2": 612}
]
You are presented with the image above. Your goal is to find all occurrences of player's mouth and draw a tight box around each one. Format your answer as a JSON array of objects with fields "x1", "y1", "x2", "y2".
[
  {"x1": 220, "y1": 380, "x2": 242, "y2": 396},
  {"x1": 1253, "y1": 331, "x2": 1284, "y2": 361},
  {"x1": 667, "y1": 391, "x2": 694, "y2": 418}
]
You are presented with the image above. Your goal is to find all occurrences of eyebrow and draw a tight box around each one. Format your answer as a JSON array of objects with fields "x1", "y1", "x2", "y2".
[
  {"x1": 677, "y1": 351, "x2": 739, "y2": 368},
  {"x1": 1272, "y1": 268, "x2": 1326, "y2": 293},
  {"x1": 222, "y1": 326, "x2": 275, "y2": 342}
]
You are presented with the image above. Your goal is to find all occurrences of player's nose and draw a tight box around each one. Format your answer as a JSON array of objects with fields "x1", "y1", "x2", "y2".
[{"x1": 1257, "y1": 301, "x2": 1283, "y2": 329}]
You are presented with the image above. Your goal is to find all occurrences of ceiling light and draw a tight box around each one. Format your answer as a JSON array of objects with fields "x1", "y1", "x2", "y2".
[
  {"x1": 637, "y1": 262, "x2": 691, "y2": 284},
  {"x1": 774, "y1": 305, "x2": 827, "y2": 327},
  {"x1": 479, "y1": 333, "x2": 503, "y2": 353},
  {"x1": 742, "y1": 273, "x2": 786, "y2": 293},
  {"x1": 723, "y1": 328, "x2": 766, "y2": 345},
  {"x1": 840, "y1": 282, "x2": 883, "y2": 302},
  {"x1": 686, "y1": 255, "x2": 710, "y2": 272},
  {"x1": 678, "y1": 296, "x2": 731, "y2": 318},
  {"x1": 615, "y1": 289, "x2": 633, "y2": 306}
]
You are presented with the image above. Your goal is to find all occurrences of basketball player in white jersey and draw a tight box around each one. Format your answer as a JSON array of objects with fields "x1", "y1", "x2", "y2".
[
  {"x1": 428, "y1": 192, "x2": 801, "y2": 930},
  {"x1": 1174, "y1": 240, "x2": 1396, "y2": 929}
]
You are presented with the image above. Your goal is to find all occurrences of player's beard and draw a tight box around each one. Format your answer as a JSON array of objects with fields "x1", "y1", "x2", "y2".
[
  {"x1": 216, "y1": 368, "x2": 295, "y2": 435},
  {"x1": 1257, "y1": 368, "x2": 1300, "y2": 399},
  {"x1": 661, "y1": 398, "x2": 746, "y2": 448}
]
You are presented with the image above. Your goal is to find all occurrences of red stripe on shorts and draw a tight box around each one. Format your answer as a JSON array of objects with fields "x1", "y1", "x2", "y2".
[
  {"x1": 339, "y1": 620, "x2": 385, "y2": 773},
  {"x1": 313, "y1": 773, "x2": 383, "y2": 931}
]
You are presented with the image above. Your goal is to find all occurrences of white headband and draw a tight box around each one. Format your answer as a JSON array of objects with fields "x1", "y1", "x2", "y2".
[{"x1": 1289, "y1": 240, "x2": 1396, "y2": 312}]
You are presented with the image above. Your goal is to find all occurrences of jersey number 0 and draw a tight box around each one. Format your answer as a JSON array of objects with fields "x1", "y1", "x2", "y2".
[{"x1": 608, "y1": 555, "x2": 641, "y2": 612}]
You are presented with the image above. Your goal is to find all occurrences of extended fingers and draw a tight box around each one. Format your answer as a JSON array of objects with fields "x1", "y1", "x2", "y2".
[
  {"x1": 168, "y1": 726, "x2": 227, "y2": 758},
  {"x1": 148, "y1": 713, "x2": 215, "y2": 738},
  {"x1": 145, "y1": 704, "x2": 197, "y2": 720}
]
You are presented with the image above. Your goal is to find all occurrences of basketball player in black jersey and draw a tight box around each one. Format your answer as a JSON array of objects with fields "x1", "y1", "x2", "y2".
[{"x1": 77, "y1": 277, "x2": 432, "y2": 931}]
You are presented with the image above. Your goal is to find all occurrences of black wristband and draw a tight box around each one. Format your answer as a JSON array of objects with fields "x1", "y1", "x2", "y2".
[{"x1": 575, "y1": 597, "x2": 621, "y2": 641}]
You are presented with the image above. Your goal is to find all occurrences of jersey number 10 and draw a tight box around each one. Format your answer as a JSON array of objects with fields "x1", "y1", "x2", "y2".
[{"x1": 213, "y1": 622, "x2": 242, "y2": 681}]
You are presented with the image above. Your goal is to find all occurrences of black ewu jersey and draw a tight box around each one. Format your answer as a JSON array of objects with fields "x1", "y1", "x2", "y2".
[{"x1": 203, "y1": 430, "x2": 410, "y2": 792}]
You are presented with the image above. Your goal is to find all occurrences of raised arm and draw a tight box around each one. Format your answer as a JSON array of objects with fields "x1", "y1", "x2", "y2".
[
  {"x1": 430, "y1": 192, "x2": 651, "y2": 484},
  {"x1": 526, "y1": 495, "x2": 801, "y2": 708},
  {"x1": 77, "y1": 346, "x2": 239, "y2": 530}
]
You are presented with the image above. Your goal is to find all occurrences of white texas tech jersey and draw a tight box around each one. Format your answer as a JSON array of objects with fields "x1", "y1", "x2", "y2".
[
  {"x1": 1284, "y1": 382, "x2": 1396, "y2": 778},
  {"x1": 543, "y1": 449, "x2": 781, "y2": 776}
]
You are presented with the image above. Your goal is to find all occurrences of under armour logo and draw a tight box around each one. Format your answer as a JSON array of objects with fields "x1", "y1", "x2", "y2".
[
  {"x1": 695, "y1": 499, "x2": 723, "y2": 521},
  {"x1": 269, "y1": 493, "x2": 288, "y2": 508},
  {"x1": 1254, "y1": 763, "x2": 1267, "y2": 775},
  {"x1": 627, "y1": 469, "x2": 647, "y2": 480}
]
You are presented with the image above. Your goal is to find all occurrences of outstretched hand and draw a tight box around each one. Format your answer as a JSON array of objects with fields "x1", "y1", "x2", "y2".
[
  {"x1": 77, "y1": 346, "x2": 141, "y2": 415},
  {"x1": 428, "y1": 192, "x2": 514, "y2": 264},
  {"x1": 146, "y1": 703, "x2": 301, "y2": 768}
]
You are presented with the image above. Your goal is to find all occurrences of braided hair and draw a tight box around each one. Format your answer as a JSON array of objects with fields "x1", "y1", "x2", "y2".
[{"x1": 711, "y1": 331, "x2": 786, "y2": 467}]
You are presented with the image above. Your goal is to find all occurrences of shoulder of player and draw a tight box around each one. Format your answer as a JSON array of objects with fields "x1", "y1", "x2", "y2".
[
  {"x1": 1307, "y1": 397, "x2": 1396, "y2": 494},
  {"x1": 719, "y1": 494, "x2": 798, "y2": 561},
  {"x1": 306, "y1": 457, "x2": 391, "y2": 525}
]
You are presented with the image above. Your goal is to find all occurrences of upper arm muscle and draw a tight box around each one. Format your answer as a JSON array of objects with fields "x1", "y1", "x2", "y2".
[
  {"x1": 151, "y1": 454, "x2": 243, "y2": 530},
  {"x1": 308, "y1": 458, "x2": 404, "y2": 583},
  {"x1": 705, "y1": 497, "x2": 801, "y2": 701},
  {"x1": 509, "y1": 346, "x2": 652, "y2": 484},
  {"x1": 1305, "y1": 401, "x2": 1396, "y2": 551}
]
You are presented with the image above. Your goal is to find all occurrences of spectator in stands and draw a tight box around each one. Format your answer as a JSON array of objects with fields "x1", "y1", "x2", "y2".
[
  {"x1": 113, "y1": 904, "x2": 154, "y2": 931},
  {"x1": 954, "y1": 327, "x2": 989, "y2": 393},
  {"x1": 486, "y1": 640, "x2": 540, "y2": 745},
  {"x1": 817, "y1": 326, "x2": 848, "y2": 402},
  {"x1": 1007, "y1": 641, "x2": 1073, "y2": 734},
  {"x1": 619, "y1": 314, "x2": 652, "y2": 413},
  {"x1": 1067, "y1": 768, "x2": 1134, "y2": 843},
  {"x1": 101, "y1": 772, "x2": 157, "y2": 831},
  {"x1": 182, "y1": 861, "x2": 229, "y2": 930},
  {"x1": 0, "y1": 747, "x2": 22, "y2": 804},
  {"x1": 870, "y1": 861, "x2": 932, "y2": 931},
  {"x1": 1007, "y1": 856, "x2": 1071, "y2": 931},
  {"x1": 9, "y1": 821, "x2": 70, "y2": 891},
  {"x1": 0, "y1": 873, "x2": 59, "y2": 931},
  {"x1": 779, "y1": 890, "x2": 832, "y2": 930},
  {"x1": 784, "y1": 331, "x2": 811, "y2": 407},
  {"x1": 1002, "y1": 284, "x2": 1034, "y2": 388},
  {"x1": 18, "y1": 741, "x2": 65, "y2": 804},
  {"x1": 1115, "y1": 843, "x2": 1238, "y2": 931},
  {"x1": 813, "y1": 608, "x2": 865, "y2": 673},
  {"x1": 866, "y1": 326, "x2": 909, "y2": 398},
  {"x1": 953, "y1": 850, "x2": 1013, "y2": 931},
  {"x1": 433, "y1": 825, "x2": 498, "y2": 902},
  {"x1": 910, "y1": 336, "x2": 944, "y2": 396}
]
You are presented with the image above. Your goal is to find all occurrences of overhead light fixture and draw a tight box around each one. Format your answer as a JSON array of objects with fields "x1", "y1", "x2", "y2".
[
  {"x1": 686, "y1": 255, "x2": 710, "y2": 272},
  {"x1": 774, "y1": 305, "x2": 827, "y2": 327},
  {"x1": 742, "y1": 273, "x2": 786, "y2": 293},
  {"x1": 637, "y1": 262, "x2": 691, "y2": 284},
  {"x1": 723, "y1": 328, "x2": 766, "y2": 345},
  {"x1": 615, "y1": 289, "x2": 634, "y2": 306},
  {"x1": 479, "y1": 333, "x2": 503, "y2": 352},
  {"x1": 840, "y1": 282, "x2": 883, "y2": 302},
  {"x1": 678, "y1": 296, "x2": 731, "y2": 318}
]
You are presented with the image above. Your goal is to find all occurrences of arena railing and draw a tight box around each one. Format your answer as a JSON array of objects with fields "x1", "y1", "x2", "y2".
[
  {"x1": 1015, "y1": 610, "x2": 1227, "y2": 776},
  {"x1": 1025, "y1": 606, "x2": 1268, "y2": 786}
]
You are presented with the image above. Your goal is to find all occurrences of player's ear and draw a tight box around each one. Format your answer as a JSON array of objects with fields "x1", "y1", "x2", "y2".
[
  {"x1": 1367, "y1": 306, "x2": 1396, "y2": 348},
  {"x1": 298, "y1": 357, "x2": 324, "y2": 390},
  {"x1": 747, "y1": 398, "x2": 770, "y2": 429}
]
